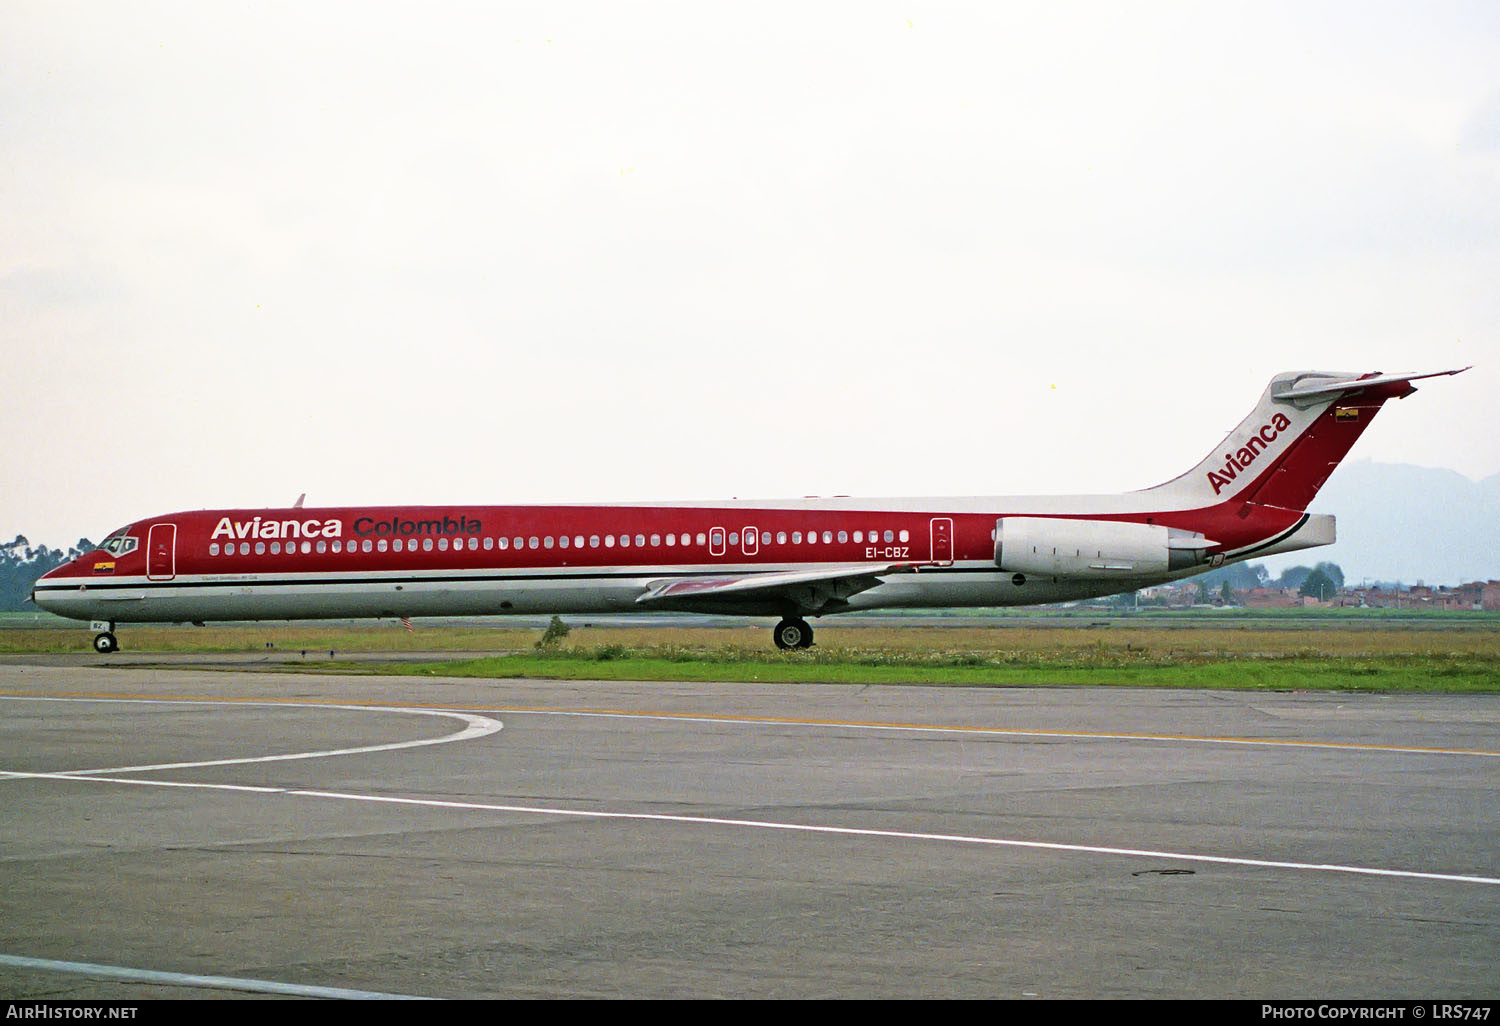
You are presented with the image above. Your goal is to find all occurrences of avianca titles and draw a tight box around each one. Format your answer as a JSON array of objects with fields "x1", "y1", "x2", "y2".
[{"x1": 34, "y1": 368, "x2": 1466, "y2": 653}]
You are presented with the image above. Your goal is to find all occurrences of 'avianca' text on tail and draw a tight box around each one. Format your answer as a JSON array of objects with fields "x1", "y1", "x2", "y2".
[{"x1": 34, "y1": 368, "x2": 1468, "y2": 653}]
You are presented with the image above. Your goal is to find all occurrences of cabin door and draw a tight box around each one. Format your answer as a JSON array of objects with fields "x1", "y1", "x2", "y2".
[
  {"x1": 929, "y1": 517, "x2": 953, "y2": 566},
  {"x1": 147, "y1": 523, "x2": 177, "y2": 580}
]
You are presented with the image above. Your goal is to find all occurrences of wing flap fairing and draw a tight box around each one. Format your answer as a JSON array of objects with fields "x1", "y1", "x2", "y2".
[{"x1": 637, "y1": 563, "x2": 926, "y2": 617}]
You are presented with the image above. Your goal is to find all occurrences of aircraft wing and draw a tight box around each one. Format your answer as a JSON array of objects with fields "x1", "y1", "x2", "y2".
[{"x1": 636, "y1": 563, "x2": 927, "y2": 617}]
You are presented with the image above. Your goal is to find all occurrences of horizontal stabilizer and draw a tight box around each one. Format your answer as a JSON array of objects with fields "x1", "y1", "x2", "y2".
[{"x1": 1272, "y1": 367, "x2": 1469, "y2": 403}]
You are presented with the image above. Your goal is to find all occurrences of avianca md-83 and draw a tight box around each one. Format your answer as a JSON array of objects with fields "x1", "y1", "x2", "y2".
[{"x1": 35, "y1": 368, "x2": 1465, "y2": 653}]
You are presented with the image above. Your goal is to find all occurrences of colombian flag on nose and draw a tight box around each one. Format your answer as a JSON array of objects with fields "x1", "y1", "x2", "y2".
[
  {"x1": 1334, "y1": 407, "x2": 1360, "y2": 421},
  {"x1": 93, "y1": 561, "x2": 115, "y2": 574}
]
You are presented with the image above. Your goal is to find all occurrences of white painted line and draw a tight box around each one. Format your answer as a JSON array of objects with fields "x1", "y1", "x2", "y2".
[
  {"x1": 0, "y1": 952, "x2": 434, "y2": 1000},
  {"x1": 0, "y1": 771, "x2": 288, "y2": 792},
  {"x1": 67, "y1": 708, "x2": 502, "y2": 775},
  {"x1": 9, "y1": 770, "x2": 1499, "y2": 889},
  {"x1": 285, "y1": 787, "x2": 1500, "y2": 888},
  {"x1": 3, "y1": 694, "x2": 1495, "y2": 889},
  {"x1": 0, "y1": 696, "x2": 502, "y2": 775}
]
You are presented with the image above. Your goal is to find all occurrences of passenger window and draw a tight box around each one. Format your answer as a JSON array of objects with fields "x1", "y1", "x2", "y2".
[
  {"x1": 559, "y1": 535, "x2": 569, "y2": 549},
  {"x1": 377, "y1": 540, "x2": 387, "y2": 552},
  {"x1": 620, "y1": 534, "x2": 630, "y2": 548},
  {"x1": 497, "y1": 537, "x2": 509, "y2": 550},
  {"x1": 270, "y1": 542, "x2": 281, "y2": 555},
  {"x1": 853, "y1": 531, "x2": 863, "y2": 543},
  {"x1": 823, "y1": 531, "x2": 832, "y2": 544},
  {"x1": 635, "y1": 534, "x2": 645, "y2": 547},
  {"x1": 513, "y1": 537, "x2": 523, "y2": 550},
  {"x1": 574, "y1": 535, "x2": 584, "y2": 548},
  {"x1": 728, "y1": 532, "x2": 739, "y2": 546},
  {"x1": 777, "y1": 532, "x2": 788, "y2": 544},
  {"x1": 255, "y1": 542, "x2": 265, "y2": 554},
  {"x1": 528, "y1": 537, "x2": 539, "y2": 549},
  {"x1": 884, "y1": 530, "x2": 894, "y2": 543},
  {"x1": 483, "y1": 537, "x2": 492, "y2": 550},
  {"x1": 899, "y1": 529, "x2": 909, "y2": 543},
  {"x1": 791, "y1": 532, "x2": 801, "y2": 544},
  {"x1": 590, "y1": 535, "x2": 600, "y2": 548},
  {"x1": 209, "y1": 542, "x2": 219, "y2": 555},
  {"x1": 423, "y1": 538, "x2": 433, "y2": 551},
  {"x1": 650, "y1": 534, "x2": 660, "y2": 547},
  {"x1": 319, "y1": 540, "x2": 328, "y2": 553},
  {"x1": 837, "y1": 531, "x2": 848, "y2": 543},
  {"x1": 333, "y1": 541, "x2": 342, "y2": 553},
  {"x1": 544, "y1": 536, "x2": 554, "y2": 548},
  {"x1": 665, "y1": 533, "x2": 676, "y2": 546},
  {"x1": 761, "y1": 532, "x2": 771, "y2": 545},
  {"x1": 696, "y1": 533, "x2": 707, "y2": 546},
  {"x1": 605, "y1": 535, "x2": 615, "y2": 547},
  {"x1": 439, "y1": 538, "x2": 449, "y2": 551}
]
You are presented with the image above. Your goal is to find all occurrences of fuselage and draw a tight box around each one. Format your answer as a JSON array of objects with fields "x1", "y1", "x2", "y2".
[{"x1": 33, "y1": 494, "x2": 1315, "y2": 625}]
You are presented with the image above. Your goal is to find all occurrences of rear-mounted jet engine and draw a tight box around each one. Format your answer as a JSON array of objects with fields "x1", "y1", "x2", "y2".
[{"x1": 994, "y1": 517, "x2": 1216, "y2": 580}]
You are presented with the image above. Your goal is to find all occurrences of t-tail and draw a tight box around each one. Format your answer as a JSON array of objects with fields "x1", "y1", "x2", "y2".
[{"x1": 1142, "y1": 367, "x2": 1469, "y2": 561}]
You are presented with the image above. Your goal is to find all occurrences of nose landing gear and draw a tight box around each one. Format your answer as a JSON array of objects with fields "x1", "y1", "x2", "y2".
[
  {"x1": 773, "y1": 617, "x2": 814, "y2": 650},
  {"x1": 91, "y1": 621, "x2": 118, "y2": 654}
]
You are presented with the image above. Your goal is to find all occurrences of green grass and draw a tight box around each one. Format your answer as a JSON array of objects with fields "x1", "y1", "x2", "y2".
[
  {"x1": 335, "y1": 646, "x2": 1500, "y2": 692},
  {"x1": 5, "y1": 619, "x2": 1497, "y2": 692}
]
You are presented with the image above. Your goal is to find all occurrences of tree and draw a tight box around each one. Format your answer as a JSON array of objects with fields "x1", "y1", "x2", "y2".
[
  {"x1": 1181, "y1": 560, "x2": 1269, "y2": 595},
  {"x1": 1313, "y1": 561, "x2": 1345, "y2": 591},
  {"x1": 0, "y1": 536, "x2": 96, "y2": 612},
  {"x1": 536, "y1": 615, "x2": 571, "y2": 649},
  {"x1": 1278, "y1": 565, "x2": 1313, "y2": 590},
  {"x1": 1298, "y1": 567, "x2": 1337, "y2": 601}
]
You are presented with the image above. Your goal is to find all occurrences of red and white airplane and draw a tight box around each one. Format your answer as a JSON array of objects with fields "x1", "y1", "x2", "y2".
[{"x1": 35, "y1": 368, "x2": 1465, "y2": 653}]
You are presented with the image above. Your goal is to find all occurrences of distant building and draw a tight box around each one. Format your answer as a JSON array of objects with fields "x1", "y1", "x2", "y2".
[
  {"x1": 1146, "y1": 577, "x2": 1500, "y2": 611},
  {"x1": 1243, "y1": 587, "x2": 1299, "y2": 609},
  {"x1": 1479, "y1": 581, "x2": 1500, "y2": 611}
]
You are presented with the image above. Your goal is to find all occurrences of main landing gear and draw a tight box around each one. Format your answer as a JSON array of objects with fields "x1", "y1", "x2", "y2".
[
  {"x1": 773, "y1": 617, "x2": 814, "y2": 650},
  {"x1": 92, "y1": 621, "x2": 118, "y2": 654}
]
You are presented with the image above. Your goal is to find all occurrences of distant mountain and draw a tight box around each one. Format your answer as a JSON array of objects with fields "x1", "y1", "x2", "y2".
[{"x1": 1259, "y1": 461, "x2": 1500, "y2": 587}]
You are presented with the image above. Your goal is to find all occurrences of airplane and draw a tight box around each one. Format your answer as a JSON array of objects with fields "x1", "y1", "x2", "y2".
[{"x1": 34, "y1": 368, "x2": 1466, "y2": 654}]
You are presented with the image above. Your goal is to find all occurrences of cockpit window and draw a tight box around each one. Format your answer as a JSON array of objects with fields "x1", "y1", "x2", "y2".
[{"x1": 99, "y1": 528, "x2": 139, "y2": 557}]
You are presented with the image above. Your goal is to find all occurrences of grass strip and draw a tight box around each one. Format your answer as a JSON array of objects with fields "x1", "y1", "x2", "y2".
[{"x1": 332, "y1": 649, "x2": 1500, "y2": 692}]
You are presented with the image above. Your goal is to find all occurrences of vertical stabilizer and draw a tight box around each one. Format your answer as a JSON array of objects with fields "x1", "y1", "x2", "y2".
[{"x1": 1141, "y1": 369, "x2": 1466, "y2": 510}]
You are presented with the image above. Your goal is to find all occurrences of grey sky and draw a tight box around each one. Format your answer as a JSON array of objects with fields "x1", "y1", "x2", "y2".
[{"x1": 4, "y1": 1, "x2": 1497, "y2": 546}]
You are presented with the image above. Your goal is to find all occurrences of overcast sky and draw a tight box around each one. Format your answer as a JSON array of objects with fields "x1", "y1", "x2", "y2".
[{"x1": 4, "y1": 1, "x2": 1497, "y2": 546}]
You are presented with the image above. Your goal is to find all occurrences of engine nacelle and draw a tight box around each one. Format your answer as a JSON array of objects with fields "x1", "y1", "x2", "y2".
[{"x1": 994, "y1": 517, "x2": 1211, "y2": 579}]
